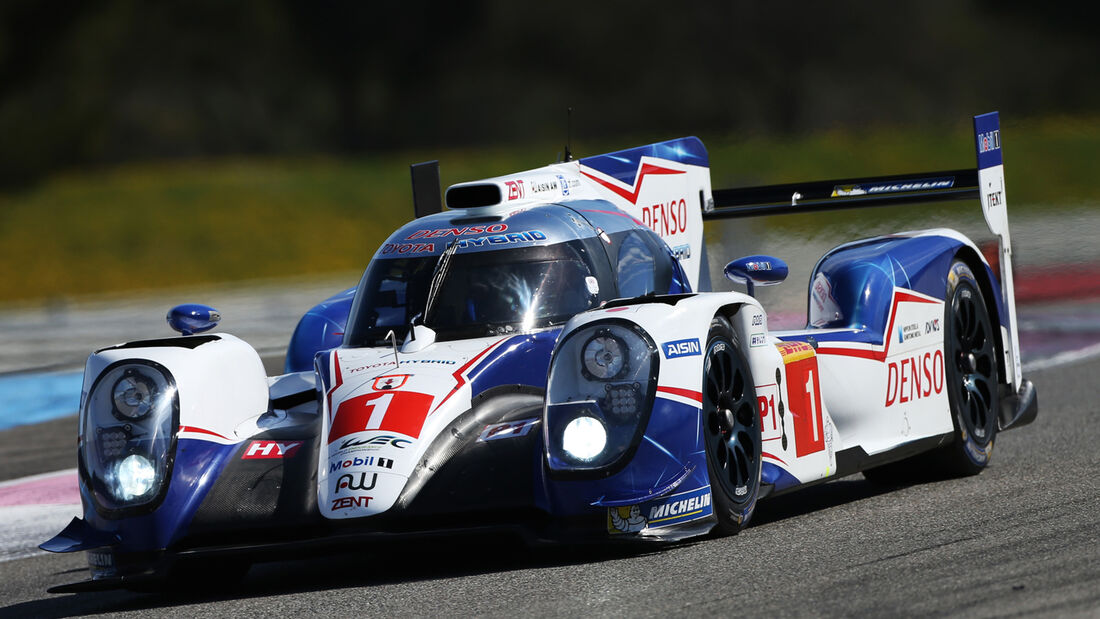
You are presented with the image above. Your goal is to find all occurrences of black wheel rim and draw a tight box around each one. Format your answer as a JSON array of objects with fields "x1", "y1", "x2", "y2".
[
  {"x1": 948, "y1": 285, "x2": 997, "y2": 444},
  {"x1": 703, "y1": 340, "x2": 760, "y2": 504}
]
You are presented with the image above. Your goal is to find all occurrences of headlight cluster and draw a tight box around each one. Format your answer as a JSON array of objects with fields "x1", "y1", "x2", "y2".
[
  {"x1": 79, "y1": 361, "x2": 178, "y2": 515},
  {"x1": 545, "y1": 321, "x2": 658, "y2": 474}
]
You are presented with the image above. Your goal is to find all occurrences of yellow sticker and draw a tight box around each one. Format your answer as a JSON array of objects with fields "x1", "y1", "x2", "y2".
[{"x1": 776, "y1": 341, "x2": 815, "y2": 364}]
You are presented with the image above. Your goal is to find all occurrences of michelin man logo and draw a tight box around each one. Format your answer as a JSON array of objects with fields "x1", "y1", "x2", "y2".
[{"x1": 608, "y1": 504, "x2": 647, "y2": 534}]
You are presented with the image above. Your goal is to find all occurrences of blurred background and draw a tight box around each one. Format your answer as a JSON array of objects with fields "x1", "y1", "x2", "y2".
[
  {"x1": 4, "y1": 0, "x2": 1100, "y2": 183},
  {"x1": 1, "y1": 0, "x2": 1099, "y2": 375}
]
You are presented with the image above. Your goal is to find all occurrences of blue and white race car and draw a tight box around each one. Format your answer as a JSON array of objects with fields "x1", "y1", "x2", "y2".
[{"x1": 43, "y1": 112, "x2": 1037, "y2": 591}]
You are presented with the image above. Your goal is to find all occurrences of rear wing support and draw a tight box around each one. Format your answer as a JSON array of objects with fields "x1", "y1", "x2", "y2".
[{"x1": 704, "y1": 112, "x2": 1022, "y2": 388}]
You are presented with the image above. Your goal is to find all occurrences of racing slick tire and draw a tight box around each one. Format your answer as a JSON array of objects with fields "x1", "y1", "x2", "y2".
[
  {"x1": 701, "y1": 315, "x2": 762, "y2": 536},
  {"x1": 863, "y1": 260, "x2": 999, "y2": 483},
  {"x1": 937, "y1": 260, "x2": 1000, "y2": 475}
]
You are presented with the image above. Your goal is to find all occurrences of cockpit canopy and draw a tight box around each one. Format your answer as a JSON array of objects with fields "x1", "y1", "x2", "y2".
[
  {"x1": 343, "y1": 202, "x2": 687, "y2": 347},
  {"x1": 344, "y1": 237, "x2": 613, "y2": 345},
  {"x1": 344, "y1": 205, "x2": 619, "y2": 345}
]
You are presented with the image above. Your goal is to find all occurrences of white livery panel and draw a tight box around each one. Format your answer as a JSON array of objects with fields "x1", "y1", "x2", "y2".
[
  {"x1": 317, "y1": 336, "x2": 511, "y2": 519},
  {"x1": 807, "y1": 288, "x2": 954, "y2": 455},
  {"x1": 82, "y1": 334, "x2": 269, "y2": 446}
]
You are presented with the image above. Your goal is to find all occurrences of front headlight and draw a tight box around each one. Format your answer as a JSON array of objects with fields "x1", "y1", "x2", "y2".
[
  {"x1": 80, "y1": 361, "x2": 178, "y2": 516},
  {"x1": 111, "y1": 454, "x2": 157, "y2": 500},
  {"x1": 545, "y1": 320, "x2": 658, "y2": 474},
  {"x1": 562, "y1": 415, "x2": 608, "y2": 462}
]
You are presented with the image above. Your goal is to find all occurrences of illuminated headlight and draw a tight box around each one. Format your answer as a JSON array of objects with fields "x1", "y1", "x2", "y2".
[
  {"x1": 79, "y1": 361, "x2": 178, "y2": 515},
  {"x1": 111, "y1": 454, "x2": 156, "y2": 501},
  {"x1": 562, "y1": 415, "x2": 608, "y2": 462},
  {"x1": 545, "y1": 320, "x2": 658, "y2": 473}
]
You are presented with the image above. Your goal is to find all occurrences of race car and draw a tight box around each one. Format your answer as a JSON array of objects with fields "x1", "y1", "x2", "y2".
[{"x1": 42, "y1": 112, "x2": 1037, "y2": 592}]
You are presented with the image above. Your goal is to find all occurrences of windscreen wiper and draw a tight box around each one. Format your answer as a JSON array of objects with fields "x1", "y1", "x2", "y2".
[{"x1": 422, "y1": 240, "x2": 460, "y2": 329}]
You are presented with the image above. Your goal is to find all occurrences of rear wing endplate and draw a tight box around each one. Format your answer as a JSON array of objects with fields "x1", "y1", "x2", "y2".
[{"x1": 705, "y1": 112, "x2": 1021, "y2": 387}]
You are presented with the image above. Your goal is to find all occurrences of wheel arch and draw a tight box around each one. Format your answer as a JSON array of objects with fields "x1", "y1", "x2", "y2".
[
  {"x1": 952, "y1": 245, "x2": 1009, "y2": 387},
  {"x1": 714, "y1": 301, "x2": 761, "y2": 348},
  {"x1": 715, "y1": 302, "x2": 747, "y2": 325}
]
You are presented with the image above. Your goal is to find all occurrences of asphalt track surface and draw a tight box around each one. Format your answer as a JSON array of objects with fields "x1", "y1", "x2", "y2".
[{"x1": 0, "y1": 351, "x2": 1097, "y2": 617}]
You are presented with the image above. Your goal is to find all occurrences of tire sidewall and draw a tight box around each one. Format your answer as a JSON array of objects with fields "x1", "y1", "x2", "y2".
[
  {"x1": 944, "y1": 261, "x2": 998, "y2": 469},
  {"x1": 702, "y1": 316, "x2": 761, "y2": 533}
]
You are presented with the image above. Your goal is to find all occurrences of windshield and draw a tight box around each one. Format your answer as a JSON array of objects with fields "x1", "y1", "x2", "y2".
[{"x1": 345, "y1": 239, "x2": 608, "y2": 345}]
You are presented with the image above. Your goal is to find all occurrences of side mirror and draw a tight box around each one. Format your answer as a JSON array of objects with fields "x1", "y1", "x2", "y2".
[
  {"x1": 724, "y1": 255, "x2": 788, "y2": 297},
  {"x1": 167, "y1": 304, "x2": 221, "y2": 335}
]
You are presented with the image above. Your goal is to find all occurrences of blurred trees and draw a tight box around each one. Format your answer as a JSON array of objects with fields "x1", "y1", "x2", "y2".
[{"x1": 0, "y1": 0, "x2": 1096, "y2": 186}]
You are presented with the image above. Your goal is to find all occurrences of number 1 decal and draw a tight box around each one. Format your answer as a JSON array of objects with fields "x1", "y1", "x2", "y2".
[
  {"x1": 364, "y1": 392, "x2": 395, "y2": 430},
  {"x1": 786, "y1": 357, "x2": 825, "y2": 457},
  {"x1": 806, "y1": 370, "x2": 819, "y2": 442},
  {"x1": 329, "y1": 390, "x2": 435, "y2": 444}
]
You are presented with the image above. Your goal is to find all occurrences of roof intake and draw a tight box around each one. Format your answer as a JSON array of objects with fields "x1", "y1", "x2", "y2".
[{"x1": 445, "y1": 183, "x2": 502, "y2": 209}]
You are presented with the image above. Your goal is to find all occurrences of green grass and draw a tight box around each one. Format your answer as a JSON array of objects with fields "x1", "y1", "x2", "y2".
[{"x1": 2, "y1": 116, "x2": 1098, "y2": 304}]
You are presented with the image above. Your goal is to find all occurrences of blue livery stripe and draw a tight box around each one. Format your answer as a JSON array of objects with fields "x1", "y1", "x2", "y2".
[
  {"x1": 580, "y1": 137, "x2": 709, "y2": 185},
  {"x1": 761, "y1": 462, "x2": 802, "y2": 491},
  {"x1": 468, "y1": 330, "x2": 560, "y2": 395}
]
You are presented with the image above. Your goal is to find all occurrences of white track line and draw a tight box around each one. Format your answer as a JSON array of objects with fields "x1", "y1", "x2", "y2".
[
  {"x1": 0, "y1": 504, "x2": 81, "y2": 563},
  {"x1": 1022, "y1": 341, "x2": 1100, "y2": 373},
  {"x1": 0, "y1": 467, "x2": 77, "y2": 489}
]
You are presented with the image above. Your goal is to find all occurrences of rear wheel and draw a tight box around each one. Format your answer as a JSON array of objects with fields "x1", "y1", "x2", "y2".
[
  {"x1": 701, "y1": 316, "x2": 761, "y2": 535},
  {"x1": 939, "y1": 260, "x2": 999, "y2": 475}
]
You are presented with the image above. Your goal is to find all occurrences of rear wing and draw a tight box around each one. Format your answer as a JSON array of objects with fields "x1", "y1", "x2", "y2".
[
  {"x1": 705, "y1": 168, "x2": 978, "y2": 218},
  {"x1": 704, "y1": 112, "x2": 1022, "y2": 388}
]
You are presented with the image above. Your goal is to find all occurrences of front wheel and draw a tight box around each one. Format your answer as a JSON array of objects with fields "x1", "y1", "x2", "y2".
[{"x1": 701, "y1": 315, "x2": 761, "y2": 536}]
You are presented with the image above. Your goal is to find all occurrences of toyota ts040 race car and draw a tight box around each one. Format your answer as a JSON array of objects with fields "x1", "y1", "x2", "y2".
[{"x1": 43, "y1": 112, "x2": 1037, "y2": 592}]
